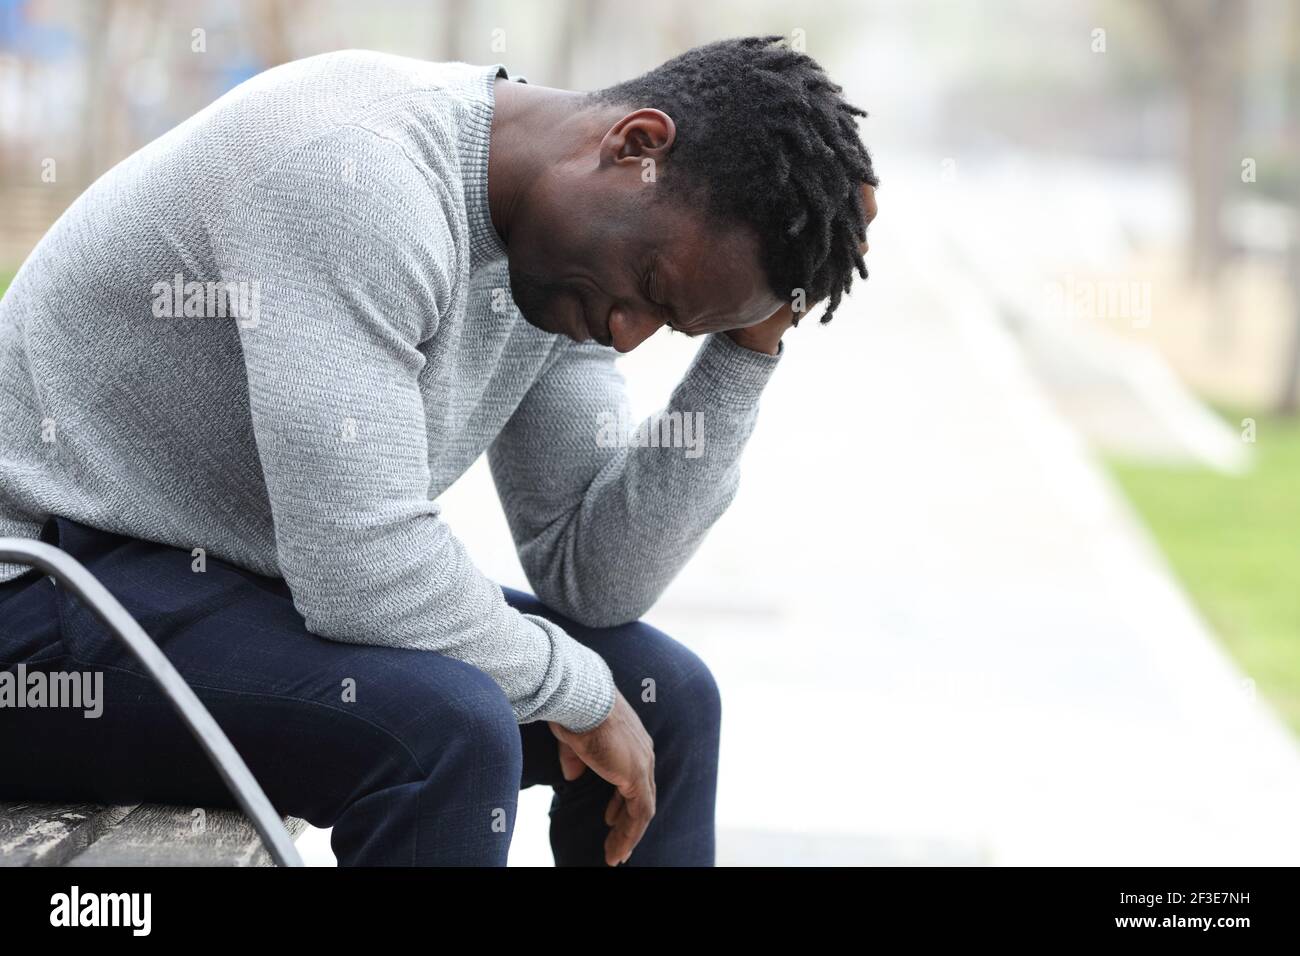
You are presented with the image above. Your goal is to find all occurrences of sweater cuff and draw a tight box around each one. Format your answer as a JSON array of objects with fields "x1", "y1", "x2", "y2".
[
  {"x1": 681, "y1": 333, "x2": 784, "y2": 411},
  {"x1": 524, "y1": 615, "x2": 617, "y2": 732}
]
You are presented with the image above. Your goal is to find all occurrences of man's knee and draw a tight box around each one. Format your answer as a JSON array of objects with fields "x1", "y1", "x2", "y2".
[
  {"x1": 659, "y1": 638, "x2": 722, "y2": 741},
  {"x1": 500, "y1": 587, "x2": 721, "y2": 738},
  {"x1": 606, "y1": 620, "x2": 722, "y2": 740},
  {"x1": 355, "y1": 652, "x2": 523, "y2": 784}
]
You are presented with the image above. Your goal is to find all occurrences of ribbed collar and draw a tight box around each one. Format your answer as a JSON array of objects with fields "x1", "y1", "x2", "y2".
[{"x1": 459, "y1": 62, "x2": 517, "y2": 272}]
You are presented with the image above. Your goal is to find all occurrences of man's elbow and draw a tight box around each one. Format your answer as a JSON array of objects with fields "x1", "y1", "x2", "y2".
[
  {"x1": 565, "y1": 603, "x2": 647, "y2": 630},
  {"x1": 530, "y1": 577, "x2": 653, "y2": 630},
  {"x1": 289, "y1": 580, "x2": 391, "y2": 643}
]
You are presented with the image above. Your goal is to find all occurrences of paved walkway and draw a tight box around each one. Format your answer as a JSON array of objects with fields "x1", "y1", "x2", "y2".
[{"x1": 298, "y1": 162, "x2": 1300, "y2": 867}]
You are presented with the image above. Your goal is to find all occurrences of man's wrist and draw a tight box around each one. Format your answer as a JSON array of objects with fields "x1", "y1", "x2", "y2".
[
  {"x1": 676, "y1": 333, "x2": 783, "y2": 412},
  {"x1": 724, "y1": 326, "x2": 782, "y2": 355}
]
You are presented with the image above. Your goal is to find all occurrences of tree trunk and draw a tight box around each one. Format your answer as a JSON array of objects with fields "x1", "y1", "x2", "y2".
[
  {"x1": 1153, "y1": 0, "x2": 1246, "y2": 285},
  {"x1": 1273, "y1": 6, "x2": 1300, "y2": 415},
  {"x1": 1279, "y1": 230, "x2": 1300, "y2": 415}
]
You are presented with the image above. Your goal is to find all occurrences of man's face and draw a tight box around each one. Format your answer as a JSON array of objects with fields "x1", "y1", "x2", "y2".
[{"x1": 504, "y1": 176, "x2": 783, "y2": 354}]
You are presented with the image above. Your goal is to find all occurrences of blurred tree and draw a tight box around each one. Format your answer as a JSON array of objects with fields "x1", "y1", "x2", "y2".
[
  {"x1": 1283, "y1": 230, "x2": 1300, "y2": 415},
  {"x1": 247, "y1": 0, "x2": 301, "y2": 69},
  {"x1": 1279, "y1": 16, "x2": 1300, "y2": 416},
  {"x1": 436, "y1": 0, "x2": 469, "y2": 63},
  {"x1": 553, "y1": 0, "x2": 599, "y2": 89},
  {"x1": 81, "y1": 0, "x2": 138, "y2": 184},
  {"x1": 1150, "y1": 0, "x2": 1246, "y2": 283}
]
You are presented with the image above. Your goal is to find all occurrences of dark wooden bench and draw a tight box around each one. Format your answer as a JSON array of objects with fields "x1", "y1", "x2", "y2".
[{"x1": 0, "y1": 802, "x2": 306, "y2": 866}]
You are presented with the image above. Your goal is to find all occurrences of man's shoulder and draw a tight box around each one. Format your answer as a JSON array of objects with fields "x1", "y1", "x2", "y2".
[
  {"x1": 195, "y1": 51, "x2": 498, "y2": 197},
  {"x1": 264, "y1": 51, "x2": 499, "y2": 133},
  {"x1": 232, "y1": 50, "x2": 492, "y2": 108}
]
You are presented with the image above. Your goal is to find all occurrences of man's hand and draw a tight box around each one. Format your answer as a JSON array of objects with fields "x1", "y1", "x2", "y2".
[
  {"x1": 725, "y1": 182, "x2": 877, "y2": 354},
  {"x1": 549, "y1": 690, "x2": 656, "y2": 866},
  {"x1": 724, "y1": 299, "x2": 798, "y2": 355}
]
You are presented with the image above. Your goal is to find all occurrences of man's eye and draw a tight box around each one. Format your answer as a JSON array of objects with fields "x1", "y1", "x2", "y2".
[
  {"x1": 642, "y1": 271, "x2": 661, "y2": 308},
  {"x1": 644, "y1": 266, "x2": 685, "y2": 331}
]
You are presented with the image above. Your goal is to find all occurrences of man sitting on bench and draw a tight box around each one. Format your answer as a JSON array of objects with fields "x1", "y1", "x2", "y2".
[{"x1": 0, "y1": 36, "x2": 877, "y2": 866}]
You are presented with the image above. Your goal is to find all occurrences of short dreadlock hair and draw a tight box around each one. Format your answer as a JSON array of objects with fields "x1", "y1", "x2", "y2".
[{"x1": 587, "y1": 35, "x2": 878, "y2": 322}]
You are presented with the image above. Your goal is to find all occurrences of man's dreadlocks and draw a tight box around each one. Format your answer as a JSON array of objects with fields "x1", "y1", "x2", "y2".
[{"x1": 588, "y1": 35, "x2": 878, "y2": 321}]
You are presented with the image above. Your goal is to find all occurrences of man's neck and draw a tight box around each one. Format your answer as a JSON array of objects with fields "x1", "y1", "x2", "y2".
[{"x1": 487, "y1": 78, "x2": 598, "y2": 248}]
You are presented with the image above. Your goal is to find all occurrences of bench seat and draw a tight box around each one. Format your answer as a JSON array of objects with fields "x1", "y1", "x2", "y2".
[{"x1": 0, "y1": 801, "x2": 305, "y2": 866}]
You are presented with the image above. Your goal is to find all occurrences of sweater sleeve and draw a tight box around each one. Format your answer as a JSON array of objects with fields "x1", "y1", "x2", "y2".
[
  {"x1": 213, "y1": 126, "x2": 615, "y2": 732},
  {"x1": 488, "y1": 332, "x2": 782, "y2": 628}
]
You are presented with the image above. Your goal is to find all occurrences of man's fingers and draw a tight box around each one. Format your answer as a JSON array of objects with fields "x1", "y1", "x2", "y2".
[
  {"x1": 858, "y1": 182, "x2": 877, "y2": 255},
  {"x1": 557, "y1": 740, "x2": 586, "y2": 781},
  {"x1": 604, "y1": 832, "x2": 627, "y2": 867},
  {"x1": 603, "y1": 800, "x2": 631, "y2": 866},
  {"x1": 604, "y1": 796, "x2": 652, "y2": 866},
  {"x1": 603, "y1": 785, "x2": 654, "y2": 866},
  {"x1": 604, "y1": 790, "x2": 624, "y2": 827}
]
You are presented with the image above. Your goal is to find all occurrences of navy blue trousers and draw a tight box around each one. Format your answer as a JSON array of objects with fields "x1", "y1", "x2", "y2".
[{"x1": 0, "y1": 517, "x2": 720, "y2": 866}]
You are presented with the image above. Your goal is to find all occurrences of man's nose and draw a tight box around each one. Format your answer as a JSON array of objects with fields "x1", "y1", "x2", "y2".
[{"x1": 608, "y1": 308, "x2": 662, "y2": 353}]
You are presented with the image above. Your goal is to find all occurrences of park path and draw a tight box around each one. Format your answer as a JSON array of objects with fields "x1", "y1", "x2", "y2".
[
  {"x1": 690, "y1": 164, "x2": 1300, "y2": 865},
  {"x1": 296, "y1": 161, "x2": 1300, "y2": 866}
]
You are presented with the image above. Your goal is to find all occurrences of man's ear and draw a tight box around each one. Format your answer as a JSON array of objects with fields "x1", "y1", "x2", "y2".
[{"x1": 599, "y1": 109, "x2": 676, "y2": 167}]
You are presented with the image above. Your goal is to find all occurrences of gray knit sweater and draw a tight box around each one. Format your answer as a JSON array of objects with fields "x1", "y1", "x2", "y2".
[{"x1": 0, "y1": 51, "x2": 781, "y2": 732}]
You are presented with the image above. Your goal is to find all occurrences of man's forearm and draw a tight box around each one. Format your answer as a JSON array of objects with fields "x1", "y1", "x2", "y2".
[{"x1": 509, "y1": 333, "x2": 782, "y2": 627}]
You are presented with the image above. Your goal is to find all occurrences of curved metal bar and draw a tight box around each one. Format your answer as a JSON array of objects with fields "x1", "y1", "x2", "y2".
[{"x1": 0, "y1": 538, "x2": 303, "y2": 867}]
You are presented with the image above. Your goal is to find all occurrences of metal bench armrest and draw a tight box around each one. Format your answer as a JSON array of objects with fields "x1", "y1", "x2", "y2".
[{"x1": 0, "y1": 538, "x2": 303, "y2": 867}]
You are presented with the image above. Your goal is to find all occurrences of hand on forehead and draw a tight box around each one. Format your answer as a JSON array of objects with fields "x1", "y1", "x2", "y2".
[{"x1": 858, "y1": 182, "x2": 878, "y2": 255}]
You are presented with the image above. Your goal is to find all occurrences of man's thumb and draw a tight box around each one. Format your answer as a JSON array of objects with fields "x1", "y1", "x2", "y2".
[{"x1": 557, "y1": 740, "x2": 587, "y2": 781}]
